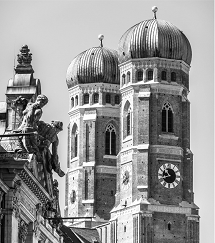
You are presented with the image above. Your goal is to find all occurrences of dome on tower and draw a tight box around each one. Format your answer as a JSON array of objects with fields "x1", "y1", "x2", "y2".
[
  {"x1": 66, "y1": 41, "x2": 119, "y2": 89},
  {"x1": 118, "y1": 9, "x2": 192, "y2": 65}
]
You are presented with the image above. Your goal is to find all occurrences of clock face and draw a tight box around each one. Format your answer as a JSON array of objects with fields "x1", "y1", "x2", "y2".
[
  {"x1": 158, "y1": 163, "x2": 181, "y2": 189},
  {"x1": 121, "y1": 164, "x2": 131, "y2": 190}
]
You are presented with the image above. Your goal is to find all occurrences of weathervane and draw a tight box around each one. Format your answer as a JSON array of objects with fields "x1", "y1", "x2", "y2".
[
  {"x1": 152, "y1": 6, "x2": 158, "y2": 19},
  {"x1": 98, "y1": 34, "x2": 104, "y2": 47}
]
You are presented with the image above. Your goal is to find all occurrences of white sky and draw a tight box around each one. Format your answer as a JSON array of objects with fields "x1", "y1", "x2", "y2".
[{"x1": 0, "y1": 0, "x2": 213, "y2": 242}]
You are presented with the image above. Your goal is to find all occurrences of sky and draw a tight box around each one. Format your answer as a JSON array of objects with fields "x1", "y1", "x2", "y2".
[{"x1": 0, "y1": 0, "x2": 214, "y2": 242}]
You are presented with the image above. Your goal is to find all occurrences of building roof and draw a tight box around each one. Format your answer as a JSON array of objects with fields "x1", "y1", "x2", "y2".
[
  {"x1": 60, "y1": 225, "x2": 101, "y2": 243},
  {"x1": 118, "y1": 18, "x2": 192, "y2": 65},
  {"x1": 66, "y1": 46, "x2": 119, "y2": 89}
]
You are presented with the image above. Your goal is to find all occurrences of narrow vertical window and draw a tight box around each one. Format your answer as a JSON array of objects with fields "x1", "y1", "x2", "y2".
[
  {"x1": 127, "y1": 71, "x2": 131, "y2": 83},
  {"x1": 137, "y1": 70, "x2": 143, "y2": 81},
  {"x1": 147, "y1": 70, "x2": 153, "y2": 80},
  {"x1": 84, "y1": 93, "x2": 89, "y2": 104},
  {"x1": 71, "y1": 123, "x2": 78, "y2": 159},
  {"x1": 162, "y1": 102, "x2": 173, "y2": 133},
  {"x1": 161, "y1": 71, "x2": 167, "y2": 80},
  {"x1": 168, "y1": 222, "x2": 172, "y2": 230},
  {"x1": 106, "y1": 93, "x2": 111, "y2": 104},
  {"x1": 93, "y1": 93, "x2": 99, "y2": 103},
  {"x1": 74, "y1": 133, "x2": 78, "y2": 157},
  {"x1": 75, "y1": 95, "x2": 78, "y2": 106},
  {"x1": 71, "y1": 97, "x2": 74, "y2": 108},
  {"x1": 115, "y1": 95, "x2": 120, "y2": 105},
  {"x1": 122, "y1": 74, "x2": 126, "y2": 85},
  {"x1": 171, "y1": 72, "x2": 176, "y2": 82},
  {"x1": 127, "y1": 108, "x2": 131, "y2": 136},
  {"x1": 105, "y1": 124, "x2": 116, "y2": 155}
]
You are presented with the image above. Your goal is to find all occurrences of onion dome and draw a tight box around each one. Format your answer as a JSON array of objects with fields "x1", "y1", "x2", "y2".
[
  {"x1": 118, "y1": 7, "x2": 192, "y2": 65},
  {"x1": 66, "y1": 35, "x2": 119, "y2": 89}
]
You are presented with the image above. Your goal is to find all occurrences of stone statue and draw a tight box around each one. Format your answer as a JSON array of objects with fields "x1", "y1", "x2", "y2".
[
  {"x1": 37, "y1": 120, "x2": 65, "y2": 177},
  {"x1": 14, "y1": 94, "x2": 48, "y2": 157}
]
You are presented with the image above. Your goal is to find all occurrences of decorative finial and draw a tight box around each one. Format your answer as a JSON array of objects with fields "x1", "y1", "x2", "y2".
[
  {"x1": 152, "y1": 6, "x2": 158, "y2": 19},
  {"x1": 15, "y1": 44, "x2": 34, "y2": 74},
  {"x1": 98, "y1": 34, "x2": 104, "y2": 47}
]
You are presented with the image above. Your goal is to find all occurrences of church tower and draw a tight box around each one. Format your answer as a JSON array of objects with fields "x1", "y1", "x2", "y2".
[
  {"x1": 65, "y1": 37, "x2": 120, "y2": 226},
  {"x1": 107, "y1": 7, "x2": 199, "y2": 243}
]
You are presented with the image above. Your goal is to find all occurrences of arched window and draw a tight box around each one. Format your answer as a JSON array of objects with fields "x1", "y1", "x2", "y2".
[
  {"x1": 168, "y1": 222, "x2": 172, "y2": 231},
  {"x1": 127, "y1": 71, "x2": 131, "y2": 83},
  {"x1": 75, "y1": 95, "x2": 78, "y2": 106},
  {"x1": 162, "y1": 102, "x2": 173, "y2": 133},
  {"x1": 105, "y1": 124, "x2": 116, "y2": 155},
  {"x1": 71, "y1": 97, "x2": 74, "y2": 108},
  {"x1": 171, "y1": 72, "x2": 176, "y2": 82},
  {"x1": 106, "y1": 93, "x2": 111, "y2": 104},
  {"x1": 161, "y1": 71, "x2": 167, "y2": 80},
  {"x1": 71, "y1": 123, "x2": 78, "y2": 159},
  {"x1": 74, "y1": 133, "x2": 78, "y2": 157},
  {"x1": 147, "y1": 70, "x2": 153, "y2": 80},
  {"x1": 93, "y1": 93, "x2": 99, "y2": 103},
  {"x1": 123, "y1": 101, "x2": 132, "y2": 138},
  {"x1": 127, "y1": 108, "x2": 131, "y2": 136},
  {"x1": 84, "y1": 93, "x2": 89, "y2": 104},
  {"x1": 115, "y1": 95, "x2": 120, "y2": 105},
  {"x1": 122, "y1": 74, "x2": 126, "y2": 85},
  {"x1": 137, "y1": 70, "x2": 143, "y2": 81}
]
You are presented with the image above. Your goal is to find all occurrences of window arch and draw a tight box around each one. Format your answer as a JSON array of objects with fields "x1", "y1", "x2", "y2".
[
  {"x1": 137, "y1": 70, "x2": 143, "y2": 81},
  {"x1": 161, "y1": 71, "x2": 167, "y2": 80},
  {"x1": 147, "y1": 70, "x2": 153, "y2": 80},
  {"x1": 71, "y1": 123, "x2": 78, "y2": 159},
  {"x1": 71, "y1": 97, "x2": 74, "y2": 108},
  {"x1": 171, "y1": 72, "x2": 176, "y2": 82},
  {"x1": 93, "y1": 93, "x2": 99, "y2": 103},
  {"x1": 162, "y1": 102, "x2": 173, "y2": 133},
  {"x1": 106, "y1": 93, "x2": 111, "y2": 104},
  {"x1": 122, "y1": 74, "x2": 126, "y2": 85},
  {"x1": 127, "y1": 71, "x2": 131, "y2": 83},
  {"x1": 75, "y1": 95, "x2": 78, "y2": 106},
  {"x1": 105, "y1": 124, "x2": 116, "y2": 155},
  {"x1": 84, "y1": 93, "x2": 89, "y2": 104}
]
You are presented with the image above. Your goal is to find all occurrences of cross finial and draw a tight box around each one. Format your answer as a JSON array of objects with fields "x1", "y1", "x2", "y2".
[
  {"x1": 152, "y1": 6, "x2": 158, "y2": 19},
  {"x1": 98, "y1": 34, "x2": 104, "y2": 47}
]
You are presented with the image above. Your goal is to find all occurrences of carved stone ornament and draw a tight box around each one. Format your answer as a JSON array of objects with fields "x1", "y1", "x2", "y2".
[
  {"x1": 17, "y1": 45, "x2": 32, "y2": 66},
  {"x1": 12, "y1": 180, "x2": 22, "y2": 218},
  {"x1": 18, "y1": 219, "x2": 28, "y2": 243},
  {"x1": 33, "y1": 203, "x2": 43, "y2": 238}
]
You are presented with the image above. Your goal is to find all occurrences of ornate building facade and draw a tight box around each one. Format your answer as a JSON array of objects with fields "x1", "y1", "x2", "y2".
[
  {"x1": 65, "y1": 7, "x2": 199, "y2": 243},
  {"x1": 0, "y1": 45, "x2": 64, "y2": 243}
]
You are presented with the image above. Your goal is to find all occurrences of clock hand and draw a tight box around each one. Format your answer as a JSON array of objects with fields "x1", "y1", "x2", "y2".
[{"x1": 161, "y1": 174, "x2": 171, "y2": 179}]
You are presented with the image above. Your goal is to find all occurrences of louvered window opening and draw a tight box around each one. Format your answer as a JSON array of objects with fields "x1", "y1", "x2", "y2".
[
  {"x1": 122, "y1": 74, "x2": 126, "y2": 85},
  {"x1": 137, "y1": 71, "x2": 143, "y2": 81},
  {"x1": 161, "y1": 71, "x2": 167, "y2": 80},
  {"x1": 127, "y1": 110, "x2": 131, "y2": 136},
  {"x1": 115, "y1": 95, "x2": 120, "y2": 105},
  {"x1": 84, "y1": 94, "x2": 89, "y2": 104},
  {"x1": 94, "y1": 93, "x2": 99, "y2": 103},
  {"x1": 127, "y1": 71, "x2": 131, "y2": 83},
  {"x1": 75, "y1": 95, "x2": 78, "y2": 106},
  {"x1": 171, "y1": 72, "x2": 176, "y2": 81},
  {"x1": 148, "y1": 70, "x2": 153, "y2": 80},
  {"x1": 162, "y1": 102, "x2": 173, "y2": 133},
  {"x1": 106, "y1": 94, "x2": 111, "y2": 104},
  {"x1": 105, "y1": 124, "x2": 116, "y2": 155}
]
